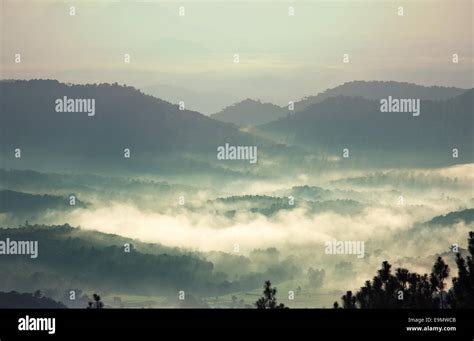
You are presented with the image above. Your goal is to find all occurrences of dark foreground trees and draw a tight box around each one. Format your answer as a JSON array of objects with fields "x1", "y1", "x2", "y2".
[
  {"x1": 335, "y1": 231, "x2": 473, "y2": 309},
  {"x1": 448, "y1": 231, "x2": 474, "y2": 308},
  {"x1": 255, "y1": 280, "x2": 288, "y2": 309},
  {"x1": 87, "y1": 293, "x2": 104, "y2": 309}
]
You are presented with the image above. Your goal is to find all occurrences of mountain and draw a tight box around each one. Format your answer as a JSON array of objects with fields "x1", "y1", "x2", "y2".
[
  {"x1": 0, "y1": 291, "x2": 67, "y2": 308},
  {"x1": 0, "y1": 168, "x2": 195, "y2": 196},
  {"x1": 0, "y1": 224, "x2": 219, "y2": 296},
  {"x1": 397, "y1": 208, "x2": 474, "y2": 243},
  {"x1": 210, "y1": 99, "x2": 287, "y2": 126},
  {"x1": 0, "y1": 224, "x2": 301, "y2": 302},
  {"x1": 211, "y1": 80, "x2": 468, "y2": 130},
  {"x1": 293, "y1": 81, "x2": 468, "y2": 112},
  {"x1": 0, "y1": 80, "x2": 262, "y2": 172},
  {"x1": 0, "y1": 189, "x2": 87, "y2": 214},
  {"x1": 426, "y1": 208, "x2": 474, "y2": 226},
  {"x1": 257, "y1": 90, "x2": 473, "y2": 165}
]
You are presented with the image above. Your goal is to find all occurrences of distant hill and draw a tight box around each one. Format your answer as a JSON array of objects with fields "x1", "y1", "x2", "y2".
[
  {"x1": 398, "y1": 208, "x2": 474, "y2": 242},
  {"x1": 1, "y1": 79, "x2": 471, "y2": 170},
  {"x1": 292, "y1": 81, "x2": 468, "y2": 112},
  {"x1": 426, "y1": 208, "x2": 474, "y2": 226},
  {"x1": 0, "y1": 80, "x2": 263, "y2": 172},
  {"x1": 0, "y1": 168, "x2": 196, "y2": 201},
  {"x1": 0, "y1": 291, "x2": 67, "y2": 308},
  {"x1": 210, "y1": 99, "x2": 287, "y2": 126},
  {"x1": 257, "y1": 90, "x2": 473, "y2": 165},
  {"x1": 209, "y1": 194, "x2": 363, "y2": 217},
  {"x1": 0, "y1": 190, "x2": 87, "y2": 213},
  {"x1": 0, "y1": 224, "x2": 219, "y2": 296},
  {"x1": 0, "y1": 224, "x2": 299, "y2": 299}
]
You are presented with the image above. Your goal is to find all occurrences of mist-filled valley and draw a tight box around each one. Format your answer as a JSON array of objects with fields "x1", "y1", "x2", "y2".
[
  {"x1": 0, "y1": 77, "x2": 472, "y2": 309},
  {"x1": 0, "y1": 80, "x2": 473, "y2": 308},
  {"x1": 1, "y1": 6, "x2": 474, "y2": 341}
]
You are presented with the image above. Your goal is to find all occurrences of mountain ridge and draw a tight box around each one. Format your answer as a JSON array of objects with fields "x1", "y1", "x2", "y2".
[
  {"x1": 210, "y1": 98, "x2": 286, "y2": 127},
  {"x1": 292, "y1": 80, "x2": 469, "y2": 113},
  {"x1": 255, "y1": 89, "x2": 473, "y2": 165}
]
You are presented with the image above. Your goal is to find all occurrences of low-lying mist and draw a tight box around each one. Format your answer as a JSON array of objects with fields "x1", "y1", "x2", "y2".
[{"x1": 1, "y1": 164, "x2": 472, "y2": 305}]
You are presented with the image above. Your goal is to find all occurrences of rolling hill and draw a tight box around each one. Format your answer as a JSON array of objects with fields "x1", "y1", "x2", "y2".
[
  {"x1": 210, "y1": 98, "x2": 287, "y2": 126},
  {"x1": 0, "y1": 80, "x2": 263, "y2": 172},
  {"x1": 292, "y1": 81, "x2": 468, "y2": 112},
  {"x1": 257, "y1": 90, "x2": 473, "y2": 165}
]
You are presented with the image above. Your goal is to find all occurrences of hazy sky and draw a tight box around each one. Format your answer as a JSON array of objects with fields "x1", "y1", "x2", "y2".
[{"x1": 1, "y1": 0, "x2": 473, "y2": 112}]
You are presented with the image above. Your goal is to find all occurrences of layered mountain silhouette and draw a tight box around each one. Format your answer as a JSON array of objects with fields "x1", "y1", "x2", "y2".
[
  {"x1": 0, "y1": 224, "x2": 218, "y2": 296},
  {"x1": 425, "y1": 208, "x2": 474, "y2": 227},
  {"x1": 0, "y1": 189, "x2": 87, "y2": 214},
  {"x1": 0, "y1": 224, "x2": 300, "y2": 299},
  {"x1": 208, "y1": 81, "x2": 468, "y2": 128},
  {"x1": 0, "y1": 291, "x2": 67, "y2": 308},
  {"x1": 257, "y1": 89, "x2": 473, "y2": 164},
  {"x1": 1, "y1": 79, "x2": 472, "y2": 170},
  {"x1": 210, "y1": 99, "x2": 287, "y2": 126},
  {"x1": 0, "y1": 80, "x2": 261, "y2": 171},
  {"x1": 292, "y1": 81, "x2": 468, "y2": 112}
]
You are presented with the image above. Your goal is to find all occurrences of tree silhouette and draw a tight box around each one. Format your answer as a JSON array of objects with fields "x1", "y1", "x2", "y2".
[
  {"x1": 255, "y1": 280, "x2": 287, "y2": 309},
  {"x1": 334, "y1": 231, "x2": 474, "y2": 309},
  {"x1": 430, "y1": 257, "x2": 449, "y2": 308},
  {"x1": 341, "y1": 291, "x2": 356, "y2": 309},
  {"x1": 87, "y1": 293, "x2": 104, "y2": 309},
  {"x1": 335, "y1": 261, "x2": 438, "y2": 309},
  {"x1": 447, "y1": 231, "x2": 474, "y2": 308}
]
